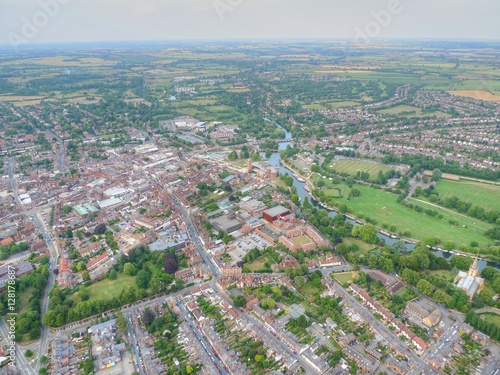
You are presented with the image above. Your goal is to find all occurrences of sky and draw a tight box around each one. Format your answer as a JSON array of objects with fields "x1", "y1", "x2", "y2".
[{"x1": 1, "y1": 0, "x2": 499, "y2": 46}]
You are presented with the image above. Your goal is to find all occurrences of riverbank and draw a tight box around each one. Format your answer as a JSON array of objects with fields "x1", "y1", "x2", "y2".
[{"x1": 279, "y1": 158, "x2": 500, "y2": 266}]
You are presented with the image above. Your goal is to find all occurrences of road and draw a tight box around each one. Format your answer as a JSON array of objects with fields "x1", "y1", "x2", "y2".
[
  {"x1": 0, "y1": 319, "x2": 37, "y2": 375},
  {"x1": 48, "y1": 131, "x2": 66, "y2": 172},
  {"x1": 7, "y1": 157, "x2": 58, "y2": 373},
  {"x1": 33, "y1": 211, "x2": 59, "y2": 371},
  {"x1": 417, "y1": 322, "x2": 462, "y2": 375},
  {"x1": 125, "y1": 312, "x2": 146, "y2": 375},
  {"x1": 176, "y1": 298, "x2": 223, "y2": 374}
]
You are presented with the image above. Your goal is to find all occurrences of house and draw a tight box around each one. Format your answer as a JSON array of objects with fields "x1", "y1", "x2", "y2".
[{"x1": 386, "y1": 358, "x2": 410, "y2": 375}]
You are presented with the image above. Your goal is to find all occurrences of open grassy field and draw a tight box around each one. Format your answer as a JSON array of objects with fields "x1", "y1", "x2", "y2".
[
  {"x1": 291, "y1": 235, "x2": 314, "y2": 247},
  {"x1": 328, "y1": 184, "x2": 493, "y2": 247},
  {"x1": 246, "y1": 256, "x2": 270, "y2": 272},
  {"x1": 377, "y1": 104, "x2": 450, "y2": 118},
  {"x1": 87, "y1": 274, "x2": 136, "y2": 300},
  {"x1": 323, "y1": 188, "x2": 342, "y2": 198},
  {"x1": 342, "y1": 238, "x2": 377, "y2": 253},
  {"x1": 433, "y1": 179, "x2": 500, "y2": 212},
  {"x1": 326, "y1": 159, "x2": 393, "y2": 181},
  {"x1": 328, "y1": 101, "x2": 360, "y2": 109},
  {"x1": 333, "y1": 272, "x2": 354, "y2": 285},
  {"x1": 481, "y1": 313, "x2": 500, "y2": 327}
]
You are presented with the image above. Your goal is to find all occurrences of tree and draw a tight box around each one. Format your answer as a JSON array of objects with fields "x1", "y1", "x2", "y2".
[
  {"x1": 294, "y1": 276, "x2": 306, "y2": 288},
  {"x1": 117, "y1": 313, "x2": 128, "y2": 333},
  {"x1": 390, "y1": 240, "x2": 408, "y2": 254},
  {"x1": 450, "y1": 255, "x2": 473, "y2": 271},
  {"x1": 297, "y1": 314, "x2": 309, "y2": 328},
  {"x1": 261, "y1": 298, "x2": 276, "y2": 310},
  {"x1": 79, "y1": 287, "x2": 90, "y2": 301},
  {"x1": 416, "y1": 279, "x2": 434, "y2": 296},
  {"x1": 40, "y1": 356, "x2": 47, "y2": 364},
  {"x1": 79, "y1": 358, "x2": 94, "y2": 374},
  {"x1": 94, "y1": 223, "x2": 106, "y2": 235},
  {"x1": 350, "y1": 188, "x2": 361, "y2": 197},
  {"x1": 123, "y1": 263, "x2": 138, "y2": 276},
  {"x1": 136, "y1": 270, "x2": 152, "y2": 289},
  {"x1": 142, "y1": 308, "x2": 156, "y2": 326},
  {"x1": 109, "y1": 269, "x2": 117, "y2": 280},
  {"x1": 163, "y1": 253, "x2": 179, "y2": 274},
  {"x1": 432, "y1": 169, "x2": 442, "y2": 182},
  {"x1": 25, "y1": 349, "x2": 33, "y2": 358},
  {"x1": 234, "y1": 295, "x2": 247, "y2": 307}
]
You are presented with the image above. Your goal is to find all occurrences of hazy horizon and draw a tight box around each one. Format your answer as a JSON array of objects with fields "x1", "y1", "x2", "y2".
[{"x1": 1, "y1": 0, "x2": 499, "y2": 48}]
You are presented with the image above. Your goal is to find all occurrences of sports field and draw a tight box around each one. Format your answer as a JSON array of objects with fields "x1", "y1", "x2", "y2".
[
  {"x1": 433, "y1": 179, "x2": 500, "y2": 212},
  {"x1": 326, "y1": 159, "x2": 393, "y2": 181}
]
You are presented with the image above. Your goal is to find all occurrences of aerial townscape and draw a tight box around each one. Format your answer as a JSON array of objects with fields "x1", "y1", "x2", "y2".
[{"x1": 0, "y1": 4, "x2": 500, "y2": 375}]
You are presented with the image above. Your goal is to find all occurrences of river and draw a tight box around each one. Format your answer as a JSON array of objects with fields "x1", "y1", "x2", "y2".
[{"x1": 265, "y1": 121, "x2": 498, "y2": 272}]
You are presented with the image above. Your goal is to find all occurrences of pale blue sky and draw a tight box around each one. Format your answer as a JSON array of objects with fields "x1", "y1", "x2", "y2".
[{"x1": 1, "y1": 0, "x2": 499, "y2": 45}]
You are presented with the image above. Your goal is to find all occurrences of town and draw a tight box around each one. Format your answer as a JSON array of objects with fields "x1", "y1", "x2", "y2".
[{"x1": 0, "y1": 40, "x2": 499, "y2": 375}]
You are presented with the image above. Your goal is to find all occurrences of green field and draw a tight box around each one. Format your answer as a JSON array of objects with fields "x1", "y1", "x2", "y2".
[
  {"x1": 87, "y1": 274, "x2": 137, "y2": 300},
  {"x1": 342, "y1": 238, "x2": 378, "y2": 253},
  {"x1": 377, "y1": 104, "x2": 450, "y2": 118},
  {"x1": 333, "y1": 272, "x2": 354, "y2": 285},
  {"x1": 326, "y1": 159, "x2": 394, "y2": 182},
  {"x1": 481, "y1": 313, "x2": 500, "y2": 327},
  {"x1": 323, "y1": 184, "x2": 494, "y2": 248},
  {"x1": 324, "y1": 188, "x2": 342, "y2": 198},
  {"x1": 433, "y1": 179, "x2": 500, "y2": 213},
  {"x1": 246, "y1": 256, "x2": 270, "y2": 272}
]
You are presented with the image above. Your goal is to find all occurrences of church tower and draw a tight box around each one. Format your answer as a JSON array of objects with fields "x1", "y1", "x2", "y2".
[{"x1": 468, "y1": 253, "x2": 479, "y2": 277}]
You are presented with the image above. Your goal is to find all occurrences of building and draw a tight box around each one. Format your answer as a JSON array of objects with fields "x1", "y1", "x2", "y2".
[
  {"x1": 405, "y1": 300, "x2": 442, "y2": 328},
  {"x1": 0, "y1": 261, "x2": 33, "y2": 290},
  {"x1": 386, "y1": 358, "x2": 410, "y2": 375},
  {"x1": 210, "y1": 215, "x2": 243, "y2": 233},
  {"x1": 262, "y1": 206, "x2": 291, "y2": 223},
  {"x1": 454, "y1": 255, "x2": 485, "y2": 299}
]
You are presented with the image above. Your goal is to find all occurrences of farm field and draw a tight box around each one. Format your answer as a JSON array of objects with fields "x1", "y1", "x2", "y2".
[
  {"x1": 432, "y1": 179, "x2": 500, "y2": 213},
  {"x1": 323, "y1": 184, "x2": 494, "y2": 248},
  {"x1": 448, "y1": 90, "x2": 500, "y2": 103},
  {"x1": 325, "y1": 159, "x2": 394, "y2": 181}
]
